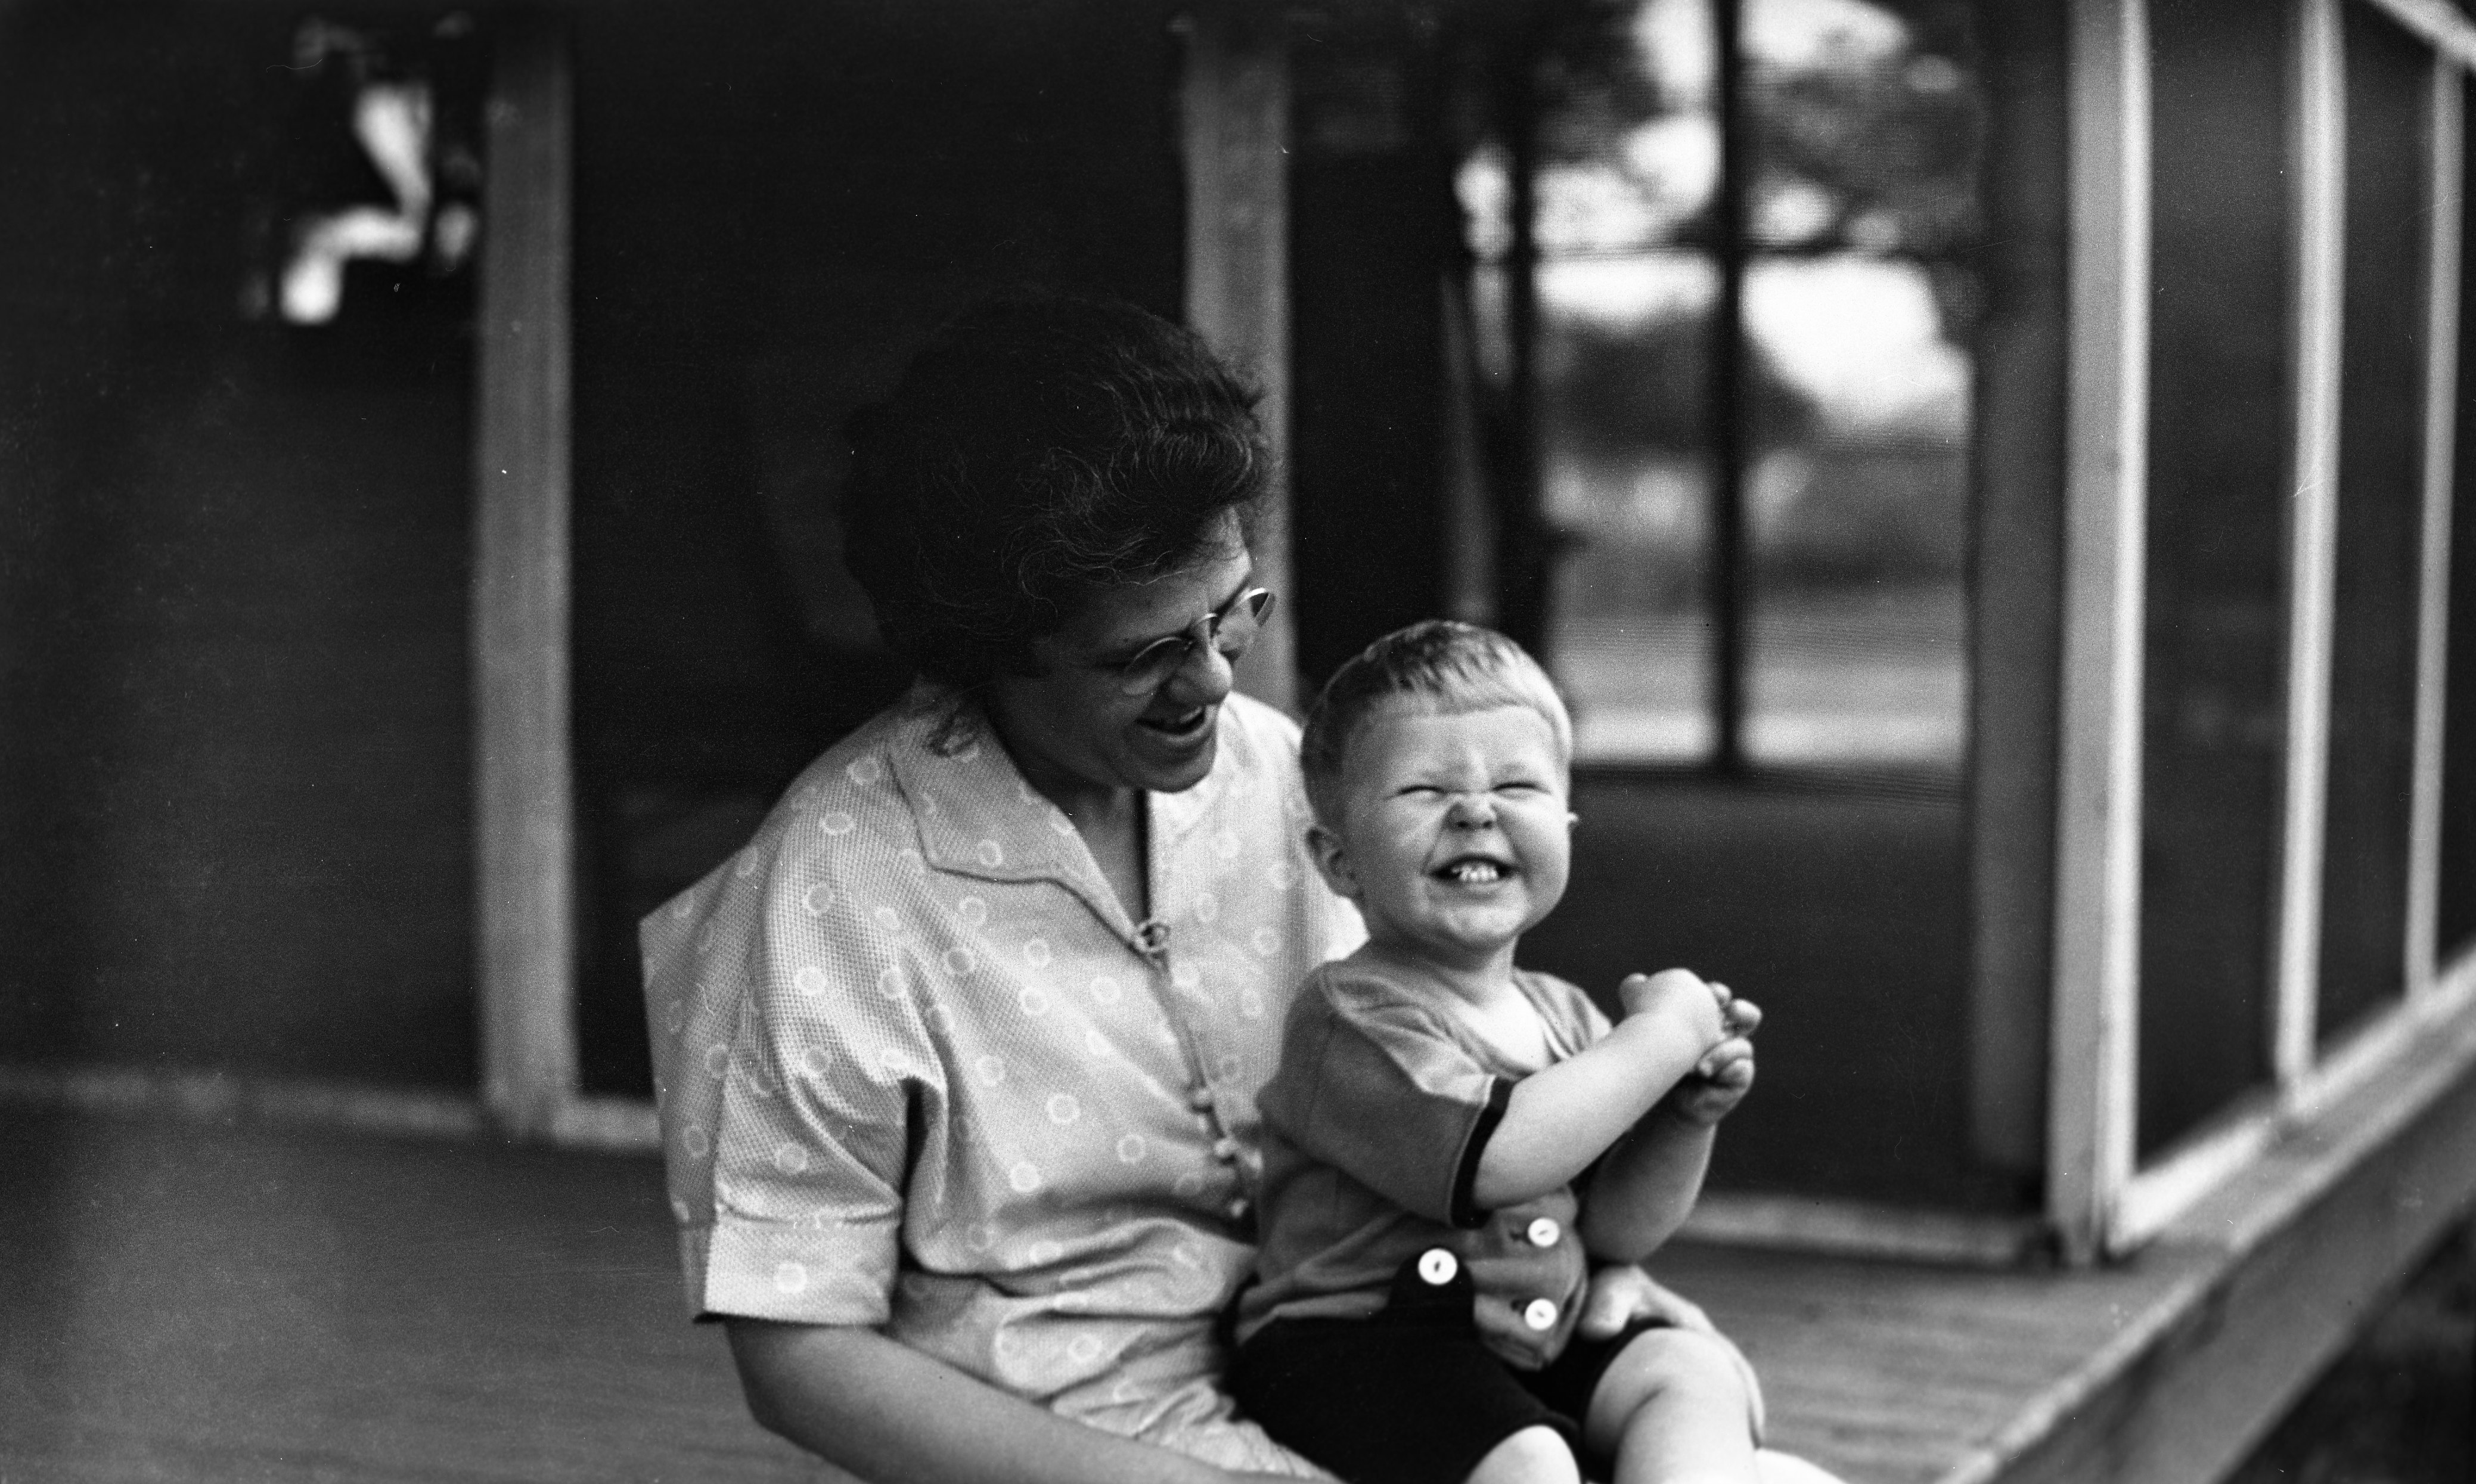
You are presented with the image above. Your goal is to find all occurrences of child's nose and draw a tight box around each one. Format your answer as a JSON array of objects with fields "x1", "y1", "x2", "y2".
[{"x1": 1445, "y1": 794, "x2": 1495, "y2": 828}]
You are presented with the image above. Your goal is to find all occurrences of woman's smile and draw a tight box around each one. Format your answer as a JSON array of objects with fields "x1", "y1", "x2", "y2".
[{"x1": 1140, "y1": 703, "x2": 1216, "y2": 742}]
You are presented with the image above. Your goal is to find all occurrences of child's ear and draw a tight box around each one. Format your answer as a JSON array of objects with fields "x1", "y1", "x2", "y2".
[{"x1": 1305, "y1": 824, "x2": 1361, "y2": 902}]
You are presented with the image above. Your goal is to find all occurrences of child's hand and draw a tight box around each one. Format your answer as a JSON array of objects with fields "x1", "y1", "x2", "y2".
[
  {"x1": 1715, "y1": 988, "x2": 1760, "y2": 1041},
  {"x1": 1664, "y1": 1010, "x2": 1758, "y2": 1126},
  {"x1": 1616, "y1": 968, "x2": 1729, "y2": 1050}
]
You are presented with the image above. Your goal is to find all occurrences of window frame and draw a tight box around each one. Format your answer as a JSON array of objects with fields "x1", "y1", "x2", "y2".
[{"x1": 2052, "y1": 0, "x2": 2476, "y2": 1259}]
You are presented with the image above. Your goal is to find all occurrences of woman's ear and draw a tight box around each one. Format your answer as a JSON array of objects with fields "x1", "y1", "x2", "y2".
[{"x1": 1305, "y1": 824, "x2": 1361, "y2": 902}]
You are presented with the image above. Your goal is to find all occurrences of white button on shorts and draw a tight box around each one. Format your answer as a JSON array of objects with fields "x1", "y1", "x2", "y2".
[
  {"x1": 1523, "y1": 1297, "x2": 1558, "y2": 1331},
  {"x1": 1417, "y1": 1248, "x2": 1459, "y2": 1286},
  {"x1": 1526, "y1": 1216, "x2": 1561, "y2": 1247}
]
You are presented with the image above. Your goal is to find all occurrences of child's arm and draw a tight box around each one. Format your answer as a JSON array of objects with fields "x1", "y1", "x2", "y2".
[
  {"x1": 1581, "y1": 1004, "x2": 1758, "y2": 1261},
  {"x1": 1469, "y1": 968, "x2": 1726, "y2": 1211}
]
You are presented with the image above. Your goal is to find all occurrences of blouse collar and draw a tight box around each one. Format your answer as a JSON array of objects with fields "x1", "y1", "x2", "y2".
[{"x1": 885, "y1": 685, "x2": 1238, "y2": 939}]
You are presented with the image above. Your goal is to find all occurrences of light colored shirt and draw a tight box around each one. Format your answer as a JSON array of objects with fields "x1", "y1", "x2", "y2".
[
  {"x1": 1240, "y1": 958, "x2": 1611, "y2": 1371},
  {"x1": 642, "y1": 687, "x2": 1362, "y2": 1472}
]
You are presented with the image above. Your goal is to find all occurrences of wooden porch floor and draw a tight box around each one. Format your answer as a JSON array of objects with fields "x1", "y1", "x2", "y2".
[{"x1": 5, "y1": 992, "x2": 2474, "y2": 1484}]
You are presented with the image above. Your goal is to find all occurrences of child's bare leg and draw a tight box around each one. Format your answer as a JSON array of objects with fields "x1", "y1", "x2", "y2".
[
  {"x1": 1465, "y1": 1423, "x2": 1583, "y2": 1484},
  {"x1": 1582, "y1": 1329, "x2": 1760, "y2": 1484}
]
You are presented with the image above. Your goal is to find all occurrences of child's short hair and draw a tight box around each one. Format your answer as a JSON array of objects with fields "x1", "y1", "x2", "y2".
[{"x1": 1299, "y1": 620, "x2": 1574, "y2": 824}]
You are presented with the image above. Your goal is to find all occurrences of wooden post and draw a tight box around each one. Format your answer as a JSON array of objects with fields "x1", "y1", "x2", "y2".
[
  {"x1": 1965, "y1": 1, "x2": 2072, "y2": 1176},
  {"x1": 2275, "y1": 0, "x2": 2347, "y2": 1088},
  {"x1": 1709, "y1": 0, "x2": 1748, "y2": 771},
  {"x1": 471, "y1": 15, "x2": 576, "y2": 1141},
  {"x1": 2407, "y1": 60, "x2": 2463, "y2": 1003},
  {"x1": 2047, "y1": 0, "x2": 2151, "y2": 1263},
  {"x1": 1183, "y1": 1, "x2": 1296, "y2": 713}
]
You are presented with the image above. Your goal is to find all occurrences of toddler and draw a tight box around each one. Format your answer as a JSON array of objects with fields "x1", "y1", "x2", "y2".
[{"x1": 1231, "y1": 620, "x2": 1763, "y2": 1484}]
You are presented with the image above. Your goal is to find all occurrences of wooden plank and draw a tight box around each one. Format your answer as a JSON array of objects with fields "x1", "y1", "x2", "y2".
[
  {"x1": 0, "y1": 1063, "x2": 489, "y2": 1141},
  {"x1": 2274, "y1": 0, "x2": 2347, "y2": 1088},
  {"x1": 1974, "y1": 958, "x2": 2476, "y2": 1484},
  {"x1": 2407, "y1": 60, "x2": 2463, "y2": 1002},
  {"x1": 471, "y1": 16, "x2": 578, "y2": 1141},
  {"x1": 1681, "y1": 1193, "x2": 2044, "y2": 1268},
  {"x1": 0, "y1": 1109, "x2": 816, "y2": 1483},
  {"x1": 2047, "y1": 0, "x2": 2152, "y2": 1263},
  {"x1": 0, "y1": 1063, "x2": 666, "y2": 1154},
  {"x1": 1182, "y1": 1, "x2": 1297, "y2": 713},
  {"x1": 1965, "y1": 0, "x2": 2071, "y2": 1175}
]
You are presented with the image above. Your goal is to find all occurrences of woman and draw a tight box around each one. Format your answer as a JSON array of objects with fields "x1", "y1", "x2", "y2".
[{"x1": 642, "y1": 294, "x2": 1828, "y2": 1484}]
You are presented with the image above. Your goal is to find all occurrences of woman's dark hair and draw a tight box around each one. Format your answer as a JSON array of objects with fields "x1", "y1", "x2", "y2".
[{"x1": 840, "y1": 291, "x2": 1270, "y2": 688}]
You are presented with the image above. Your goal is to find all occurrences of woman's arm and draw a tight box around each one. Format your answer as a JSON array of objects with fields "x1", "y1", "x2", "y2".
[
  {"x1": 728, "y1": 1320, "x2": 1301, "y2": 1484},
  {"x1": 1470, "y1": 971, "x2": 1723, "y2": 1210}
]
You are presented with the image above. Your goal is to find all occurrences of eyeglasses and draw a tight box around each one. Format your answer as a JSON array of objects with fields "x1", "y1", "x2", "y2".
[{"x1": 1107, "y1": 586, "x2": 1275, "y2": 696}]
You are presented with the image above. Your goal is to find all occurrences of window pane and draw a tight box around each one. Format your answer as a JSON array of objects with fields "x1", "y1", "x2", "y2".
[
  {"x1": 2137, "y1": 0, "x2": 2289, "y2": 1156},
  {"x1": 2317, "y1": 5, "x2": 2433, "y2": 1044},
  {"x1": 1737, "y1": 0, "x2": 1979, "y2": 769},
  {"x1": 1741, "y1": 0, "x2": 1982, "y2": 256},
  {"x1": 1538, "y1": 254, "x2": 1720, "y2": 761},
  {"x1": 1531, "y1": 0, "x2": 1719, "y2": 257},
  {"x1": 1742, "y1": 256, "x2": 1969, "y2": 768}
]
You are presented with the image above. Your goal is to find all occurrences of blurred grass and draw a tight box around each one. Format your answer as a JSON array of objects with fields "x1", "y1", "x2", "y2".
[{"x1": 2227, "y1": 1218, "x2": 2474, "y2": 1484}]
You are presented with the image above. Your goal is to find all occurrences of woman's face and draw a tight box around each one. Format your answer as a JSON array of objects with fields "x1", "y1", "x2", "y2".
[{"x1": 986, "y1": 520, "x2": 1258, "y2": 803}]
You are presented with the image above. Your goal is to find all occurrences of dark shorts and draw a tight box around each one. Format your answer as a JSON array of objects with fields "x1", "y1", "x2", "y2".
[{"x1": 1230, "y1": 1255, "x2": 1667, "y2": 1484}]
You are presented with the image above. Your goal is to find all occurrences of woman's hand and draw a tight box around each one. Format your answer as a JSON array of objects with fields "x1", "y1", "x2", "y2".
[{"x1": 1574, "y1": 1265, "x2": 1767, "y2": 1442}]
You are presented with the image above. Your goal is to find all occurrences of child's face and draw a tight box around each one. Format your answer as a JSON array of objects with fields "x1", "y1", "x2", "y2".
[{"x1": 1310, "y1": 702, "x2": 1572, "y2": 970}]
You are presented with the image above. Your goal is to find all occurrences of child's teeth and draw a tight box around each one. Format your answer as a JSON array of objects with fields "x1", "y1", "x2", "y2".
[{"x1": 1452, "y1": 862, "x2": 1501, "y2": 883}]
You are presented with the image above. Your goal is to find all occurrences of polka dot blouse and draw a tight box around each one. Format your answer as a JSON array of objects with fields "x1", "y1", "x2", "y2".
[{"x1": 642, "y1": 687, "x2": 1363, "y2": 1470}]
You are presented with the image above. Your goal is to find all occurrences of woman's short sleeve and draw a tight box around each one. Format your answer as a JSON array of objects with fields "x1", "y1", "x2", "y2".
[{"x1": 643, "y1": 813, "x2": 940, "y2": 1326}]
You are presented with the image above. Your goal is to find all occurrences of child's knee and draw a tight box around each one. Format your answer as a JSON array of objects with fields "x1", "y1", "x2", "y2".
[
  {"x1": 1466, "y1": 1423, "x2": 1581, "y2": 1484},
  {"x1": 1587, "y1": 1327, "x2": 1754, "y2": 1439}
]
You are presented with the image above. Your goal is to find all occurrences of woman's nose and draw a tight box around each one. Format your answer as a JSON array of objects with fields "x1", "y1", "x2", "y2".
[{"x1": 1162, "y1": 634, "x2": 1236, "y2": 706}]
